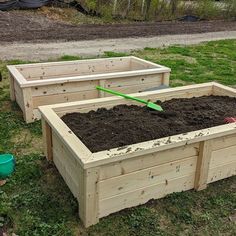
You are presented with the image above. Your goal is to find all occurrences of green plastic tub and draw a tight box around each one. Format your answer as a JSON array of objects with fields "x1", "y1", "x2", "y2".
[{"x1": 0, "y1": 154, "x2": 15, "y2": 179}]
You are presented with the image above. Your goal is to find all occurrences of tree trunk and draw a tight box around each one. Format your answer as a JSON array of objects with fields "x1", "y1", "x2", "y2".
[{"x1": 145, "y1": 0, "x2": 152, "y2": 20}]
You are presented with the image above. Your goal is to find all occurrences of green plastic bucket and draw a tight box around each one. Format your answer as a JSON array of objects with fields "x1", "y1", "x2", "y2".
[{"x1": 0, "y1": 154, "x2": 15, "y2": 179}]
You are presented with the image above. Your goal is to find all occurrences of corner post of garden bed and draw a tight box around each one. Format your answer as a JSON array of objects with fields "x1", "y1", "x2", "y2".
[
  {"x1": 79, "y1": 166, "x2": 100, "y2": 227},
  {"x1": 9, "y1": 75, "x2": 16, "y2": 101},
  {"x1": 194, "y1": 140, "x2": 212, "y2": 191},
  {"x1": 42, "y1": 117, "x2": 53, "y2": 161},
  {"x1": 22, "y1": 87, "x2": 34, "y2": 123},
  {"x1": 162, "y1": 70, "x2": 170, "y2": 86}
]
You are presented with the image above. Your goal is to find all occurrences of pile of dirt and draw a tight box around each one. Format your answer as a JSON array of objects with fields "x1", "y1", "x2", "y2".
[
  {"x1": 62, "y1": 95, "x2": 236, "y2": 152},
  {"x1": 0, "y1": 10, "x2": 236, "y2": 42}
]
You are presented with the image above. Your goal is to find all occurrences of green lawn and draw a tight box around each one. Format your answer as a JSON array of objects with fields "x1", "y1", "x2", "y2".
[{"x1": 0, "y1": 40, "x2": 236, "y2": 235}]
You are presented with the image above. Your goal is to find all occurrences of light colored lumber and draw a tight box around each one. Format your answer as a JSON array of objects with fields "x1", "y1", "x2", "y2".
[
  {"x1": 31, "y1": 80, "x2": 99, "y2": 97},
  {"x1": 132, "y1": 56, "x2": 171, "y2": 72},
  {"x1": 33, "y1": 90, "x2": 98, "y2": 108},
  {"x1": 207, "y1": 161, "x2": 236, "y2": 183},
  {"x1": 103, "y1": 74, "x2": 162, "y2": 88},
  {"x1": 99, "y1": 143, "x2": 199, "y2": 180},
  {"x1": 42, "y1": 118, "x2": 53, "y2": 161},
  {"x1": 80, "y1": 167, "x2": 100, "y2": 227},
  {"x1": 98, "y1": 156, "x2": 197, "y2": 199},
  {"x1": 210, "y1": 145, "x2": 236, "y2": 168},
  {"x1": 22, "y1": 87, "x2": 34, "y2": 123},
  {"x1": 53, "y1": 147, "x2": 80, "y2": 198},
  {"x1": 194, "y1": 140, "x2": 212, "y2": 191},
  {"x1": 19, "y1": 67, "x2": 171, "y2": 88},
  {"x1": 14, "y1": 82, "x2": 24, "y2": 111},
  {"x1": 9, "y1": 75, "x2": 16, "y2": 101},
  {"x1": 213, "y1": 83, "x2": 236, "y2": 97},
  {"x1": 162, "y1": 72, "x2": 170, "y2": 86},
  {"x1": 99, "y1": 173, "x2": 195, "y2": 218},
  {"x1": 211, "y1": 133, "x2": 236, "y2": 151}
]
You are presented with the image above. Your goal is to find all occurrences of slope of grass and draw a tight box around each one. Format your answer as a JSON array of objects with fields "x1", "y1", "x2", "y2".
[{"x1": 0, "y1": 40, "x2": 236, "y2": 235}]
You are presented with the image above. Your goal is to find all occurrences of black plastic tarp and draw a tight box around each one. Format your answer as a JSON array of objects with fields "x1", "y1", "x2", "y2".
[
  {"x1": 0, "y1": 0, "x2": 17, "y2": 10},
  {"x1": 0, "y1": 0, "x2": 51, "y2": 10}
]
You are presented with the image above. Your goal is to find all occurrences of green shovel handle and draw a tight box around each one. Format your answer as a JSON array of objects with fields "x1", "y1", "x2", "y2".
[{"x1": 96, "y1": 86, "x2": 148, "y2": 105}]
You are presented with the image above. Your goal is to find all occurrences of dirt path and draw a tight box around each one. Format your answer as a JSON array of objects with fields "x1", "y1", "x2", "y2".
[
  {"x1": 1, "y1": 31, "x2": 236, "y2": 61},
  {"x1": 1, "y1": 10, "x2": 236, "y2": 42}
]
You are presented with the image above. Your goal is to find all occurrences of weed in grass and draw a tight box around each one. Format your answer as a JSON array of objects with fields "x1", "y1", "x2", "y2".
[
  {"x1": 59, "y1": 55, "x2": 82, "y2": 61},
  {"x1": 104, "y1": 51, "x2": 129, "y2": 57}
]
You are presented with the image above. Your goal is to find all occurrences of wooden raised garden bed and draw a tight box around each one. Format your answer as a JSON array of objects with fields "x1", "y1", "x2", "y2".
[
  {"x1": 39, "y1": 82, "x2": 236, "y2": 227},
  {"x1": 7, "y1": 56, "x2": 170, "y2": 123}
]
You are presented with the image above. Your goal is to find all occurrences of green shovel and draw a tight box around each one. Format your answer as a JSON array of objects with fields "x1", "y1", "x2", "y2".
[{"x1": 96, "y1": 86, "x2": 163, "y2": 111}]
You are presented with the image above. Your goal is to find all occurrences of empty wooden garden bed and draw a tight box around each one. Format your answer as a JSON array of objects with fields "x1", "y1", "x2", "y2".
[
  {"x1": 39, "y1": 82, "x2": 236, "y2": 227},
  {"x1": 7, "y1": 56, "x2": 170, "y2": 123}
]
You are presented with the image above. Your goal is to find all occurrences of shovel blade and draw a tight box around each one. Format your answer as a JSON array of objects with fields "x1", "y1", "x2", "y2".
[{"x1": 147, "y1": 102, "x2": 163, "y2": 111}]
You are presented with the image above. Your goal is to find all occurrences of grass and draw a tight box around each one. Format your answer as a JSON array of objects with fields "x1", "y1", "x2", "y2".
[{"x1": 0, "y1": 39, "x2": 236, "y2": 235}]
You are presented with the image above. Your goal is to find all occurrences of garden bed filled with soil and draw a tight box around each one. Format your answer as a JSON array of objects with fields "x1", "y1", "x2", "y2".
[
  {"x1": 39, "y1": 82, "x2": 236, "y2": 227},
  {"x1": 62, "y1": 95, "x2": 236, "y2": 152}
]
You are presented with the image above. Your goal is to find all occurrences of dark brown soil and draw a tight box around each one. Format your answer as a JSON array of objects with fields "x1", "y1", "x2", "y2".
[
  {"x1": 62, "y1": 95, "x2": 236, "y2": 152},
  {"x1": 0, "y1": 11, "x2": 236, "y2": 42}
]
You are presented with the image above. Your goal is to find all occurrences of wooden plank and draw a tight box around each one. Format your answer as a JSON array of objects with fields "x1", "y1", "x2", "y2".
[
  {"x1": 14, "y1": 82, "x2": 24, "y2": 111},
  {"x1": 99, "y1": 144, "x2": 199, "y2": 180},
  {"x1": 103, "y1": 74, "x2": 162, "y2": 88},
  {"x1": 132, "y1": 56, "x2": 171, "y2": 72},
  {"x1": 42, "y1": 118, "x2": 53, "y2": 161},
  {"x1": 212, "y1": 133, "x2": 236, "y2": 150},
  {"x1": 9, "y1": 75, "x2": 16, "y2": 101},
  {"x1": 53, "y1": 147, "x2": 80, "y2": 198},
  {"x1": 15, "y1": 56, "x2": 132, "y2": 69},
  {"x1": 80, "y1": 167, "x2": 100, "y2": 227},
  {"x1": 20, "y1": 67, "x2": 171, "y2": 88},
  {"x1": 194, "y1": 140, "x2": 212, "y2": 191},
  {"x1": 18, "y1": 57, "x2": 132, "y2": 80},
  {"x1": 213, "y1": 83, "x2": 236, "y2": 97},
  {"x1": 22, "y1": 87, "x2": 34, "y2": 123},
  {"x1": 99, "y1": 173, "x2": 195, "y2": 218},
  {"x1": 33, "y1": 109, "x2": 41, "y2": 121},
  {"x1": 99, "y1": 156, "x2": 197, "y2": 199},
  {"x1": 130, "y1": 58, "x2": 155, "y2": 70},
  {"x1": 98, "y1": 79, "x2": 106, "y2": 97},
  {"x1": 102, "y1": 81, "x2": 163, "y2": 97},
  {"x1": 210, "y1": 145, "x2": 236, "y2": 168},
  {"x1": 207, "y1": 161, "x2": 236, "y2": 183},
  {"x1": 33, "y1": 90, "x2": 98, "y2": 108},
  {"x1": 31, "y1": 80, "x2": 99, "y2": 97},
  {"x1": 162, "y1": 72, "x2": 170, "y2": 86}
]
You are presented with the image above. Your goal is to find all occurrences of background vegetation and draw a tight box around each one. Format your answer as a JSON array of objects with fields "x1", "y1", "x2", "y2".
[{"x1": 71, "y1": 0, "x2": 236, "y2": 21}]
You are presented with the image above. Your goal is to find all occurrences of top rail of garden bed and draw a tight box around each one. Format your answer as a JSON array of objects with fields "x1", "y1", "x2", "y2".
[{"x1": 39, "y1": 82, "x2": 236, "y2": 169}]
